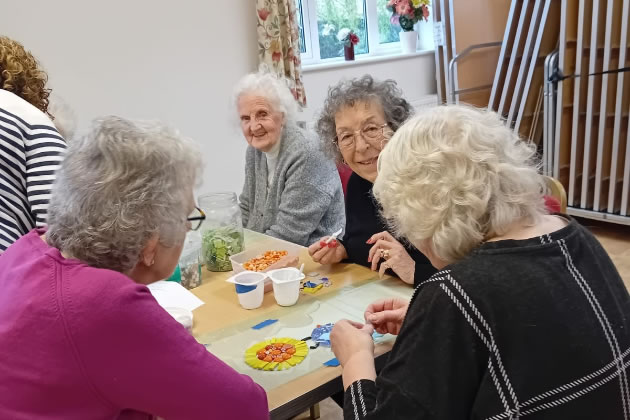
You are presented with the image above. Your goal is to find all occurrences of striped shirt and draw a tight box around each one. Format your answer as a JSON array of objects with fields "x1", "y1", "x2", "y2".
[{"x1": 0, "y1": 90, "x2": 66, "y2": 253}]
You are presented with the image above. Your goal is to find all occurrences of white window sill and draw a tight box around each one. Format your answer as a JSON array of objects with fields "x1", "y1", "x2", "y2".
[{"x1": 301, "y1": 48, "x2": 434, "y2": 73}]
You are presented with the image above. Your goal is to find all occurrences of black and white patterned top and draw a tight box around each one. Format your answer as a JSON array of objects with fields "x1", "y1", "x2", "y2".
[
  {"x1": 0, "y1": 90, "x2": 66, "y2": 252},
  {"x1": 344, "y1": 217, "x2": 630, "y2": 419}
]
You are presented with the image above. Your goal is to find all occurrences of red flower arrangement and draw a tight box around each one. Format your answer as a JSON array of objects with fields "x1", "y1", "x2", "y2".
[{"x1": 337, "y1": 28, "x2": 360, "y2": 47}]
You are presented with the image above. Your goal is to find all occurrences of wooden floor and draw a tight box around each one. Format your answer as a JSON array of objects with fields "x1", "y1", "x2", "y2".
[{"x1": 293, "y1": 217, "x2": 630, "y2": 420}]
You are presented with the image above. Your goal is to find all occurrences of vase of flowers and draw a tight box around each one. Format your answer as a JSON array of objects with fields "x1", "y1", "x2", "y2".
[
  {"x1": 337, "y1": 28, "x2": 359, "y2": 61},
  {"x1": 388, "y1": 0, "x2": 431, "y2": 54}
]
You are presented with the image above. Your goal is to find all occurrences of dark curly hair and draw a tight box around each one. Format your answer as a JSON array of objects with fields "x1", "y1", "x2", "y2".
[
  {"x1": 315, "y1": 74, "x2": 413, "y2": 163},
  {"x1": 0, "y1": 36, "x2": 52, "y2": 118}
]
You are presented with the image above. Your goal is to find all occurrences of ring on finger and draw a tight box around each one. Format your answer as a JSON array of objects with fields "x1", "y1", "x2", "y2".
[{"x1": 380, "y1": 249, "x2": 390, "y2": 260}]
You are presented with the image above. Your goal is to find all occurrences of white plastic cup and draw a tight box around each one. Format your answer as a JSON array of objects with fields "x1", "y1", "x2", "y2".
[
  {"x1": 226, "y1": 271, "x2": 266, "y2": 310},
  {"x1": 268, "y1": 267, "x2": 305, "y2": 307}
]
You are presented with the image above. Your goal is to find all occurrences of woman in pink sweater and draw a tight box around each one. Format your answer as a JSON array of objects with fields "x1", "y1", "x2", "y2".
[{"x1": 0, "y1": 117, "x2": 268, "y2": 420}]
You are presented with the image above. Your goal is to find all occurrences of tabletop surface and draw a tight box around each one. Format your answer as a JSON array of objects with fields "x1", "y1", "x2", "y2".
[{"x1": 191, "y1": 230, "x2": 414, "y2": 414}]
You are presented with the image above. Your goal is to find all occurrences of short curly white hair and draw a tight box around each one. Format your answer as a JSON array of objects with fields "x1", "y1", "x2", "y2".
[
  {"x1": 46, "y1": 116, "x2": 202, "y2": 273},
  {"x1": 373, "y1": 105, "x2": 546, "y2": 264},
  {"x1": 232, "y1": 71, "x2": 299, "y2": 123}
]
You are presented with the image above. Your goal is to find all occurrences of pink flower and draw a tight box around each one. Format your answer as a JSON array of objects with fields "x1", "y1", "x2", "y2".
[
  {"x1": 257, "y1": 8, "x2": 271, "y2": 21},
  {"x1": 390, "y1": 14, "x2": 400, "y2": 25},
  {"x1": 272, "y1": 51, "x2": 282, "y2": 62},
  {"x1": 396, "y1": 1, "x2": 413, "y2": 17},
  {"x1": 422, "y1": 5, "x2": 430, "y2": 20}
]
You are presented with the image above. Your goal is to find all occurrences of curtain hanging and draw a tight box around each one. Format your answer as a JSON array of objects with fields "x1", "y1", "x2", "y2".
[{"x1": 256, "y1": 0, "x2": 307, "y2": 107}]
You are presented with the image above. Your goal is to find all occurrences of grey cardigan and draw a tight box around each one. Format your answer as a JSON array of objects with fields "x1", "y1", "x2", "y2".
[{"x1": 239, "y1": 123, "x2": 345, "y2": 246}]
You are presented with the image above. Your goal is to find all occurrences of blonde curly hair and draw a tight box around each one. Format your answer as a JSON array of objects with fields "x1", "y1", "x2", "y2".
[
  {"x1": 0, "y1": 36, "x2": 51, "y2": 117},
  {"x1": 373, "y1": 105, "x2": 546, "y2": 264}
]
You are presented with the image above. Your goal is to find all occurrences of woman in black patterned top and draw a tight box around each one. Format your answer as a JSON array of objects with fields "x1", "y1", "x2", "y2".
[{"x1": 330, "y1": 105, "x2": 630, "y2": 419}]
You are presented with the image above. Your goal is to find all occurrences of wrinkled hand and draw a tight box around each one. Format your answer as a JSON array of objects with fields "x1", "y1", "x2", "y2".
[
  {"x1": 364, "y1": 297, "x2": 409, "y2": 335},
  {"x1": 367, "y1": 231, "x2": 415, "y2": 284},
  {"x1": 330, "y1": 320, "x2": 375, "y2": 366},
  {"x1": 308, "y1": 236, "x2": 348, "y2": 265}
]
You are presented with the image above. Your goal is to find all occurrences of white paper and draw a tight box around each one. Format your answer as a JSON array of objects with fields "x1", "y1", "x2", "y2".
[{"x1": 147, "y1": 280, "x2": 204, "y2": 312}]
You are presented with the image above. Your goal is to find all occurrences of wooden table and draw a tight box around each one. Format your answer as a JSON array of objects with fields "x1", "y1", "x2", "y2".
[{"x1": 191, "y1": 230, "x2": 413, "y2": 419}]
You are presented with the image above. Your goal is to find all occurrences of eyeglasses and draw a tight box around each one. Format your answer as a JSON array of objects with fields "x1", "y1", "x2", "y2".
[
  {"x1": 334, "y1": 123, "x2": 391, "y2": 150},
  {"x1": 187, "y1": 206, "x2": 206, "y2": 231}
]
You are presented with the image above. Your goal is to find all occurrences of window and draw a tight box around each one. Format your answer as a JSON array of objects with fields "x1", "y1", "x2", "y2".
[
  {"x1": 376, "y1": 0, "x2": 400, "y2": 44},
  {"x1": 296, "y1": 0, "x2": 416, "y2": 65}
]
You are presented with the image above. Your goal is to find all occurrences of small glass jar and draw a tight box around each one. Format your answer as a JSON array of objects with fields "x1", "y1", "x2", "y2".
[
  {"x1": 179, "y1": 231, "x2": 202, "y2": 289},
  {"x1": 199, "y1": 192, "x2": 244, "y2": 272}
]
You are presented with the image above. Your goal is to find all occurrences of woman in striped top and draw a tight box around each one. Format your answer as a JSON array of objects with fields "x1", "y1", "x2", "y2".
[{"x1": 0, "y1": 36, "x2": 66, "y2": 252}]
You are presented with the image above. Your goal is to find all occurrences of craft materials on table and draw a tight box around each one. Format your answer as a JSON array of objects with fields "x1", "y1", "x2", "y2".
[
  {"x1": 300, "y1": 276, "x2": 332, "y2": 294},
  {"x1": 147, "y1": 280, "x2": 204, "y2": 312},
  {"x1": 251, "y1": 319, "x2": 278, "y2": 330},
  {"x1": 310, "y1": 323, "x2": 334, "y2": 347},
  {"x1": 201, "y1": 226, "x2": 244, "y2": 272},
  {"x1": 323, "y1": 358, "x2": 340, "y2": 367},
  {"x1": 306, "y1": 323, "x2": 386, "y2": 350},
  {"x1": 226, "y1": 271, "x2": 266, "y2": 310},
  {"x1": 245, "y1": 338, "x2": 309, "y2": 371},
  {"x1": 323, "y1": 228, "x2": 343, "y2": 246},
  {"x1": 268, "y1": 267, "x2": 304, "y2": 306},
  {"x1": 243, "y1": 250, "x2": 289, "y2": 272}
]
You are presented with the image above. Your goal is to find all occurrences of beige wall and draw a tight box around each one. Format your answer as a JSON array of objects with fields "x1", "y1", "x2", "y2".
[{"x1": 1, "y1": 0, "x2": 258, "y2": 193}]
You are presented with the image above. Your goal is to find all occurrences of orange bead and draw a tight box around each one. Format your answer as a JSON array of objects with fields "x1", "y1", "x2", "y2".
[
  {"x1": 271, "y1": 349, "x2": 281, "y2": 355},
  {"x1": 282, "y1": 353, "x2": 291, "y2": 360},
  {"x1": 274, "y1": 356, "x2": 284, "y2": 362},
  {"x1": 286, "y1": 348, "x2": 296, "y2": 354},
  {"x1": 257, "y1": 354, "x2": 266, "y2": 360},
  {"x1": 264, "y1": 355, "x2": 273, "y2": 362}
]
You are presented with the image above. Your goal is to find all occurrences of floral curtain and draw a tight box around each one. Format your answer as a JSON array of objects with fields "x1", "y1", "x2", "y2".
[{"x1": 256, "y1": 0, "x2": 307, "y2": 107}]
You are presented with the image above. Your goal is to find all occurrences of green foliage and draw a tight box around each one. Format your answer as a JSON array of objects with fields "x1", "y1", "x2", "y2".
[
  {"x1": 202, "y1": 226, "x2": 244, "y2": 272},
  {"x1": 378, "y1": 0, "x2": 400, "y2": 43}
]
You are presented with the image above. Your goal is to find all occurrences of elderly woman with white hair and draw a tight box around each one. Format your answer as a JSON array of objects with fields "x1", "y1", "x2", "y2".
[
  {"x1": 329, "y1": 105, "x2": 629, "y2": 419},
  {"x1": 235, "y1": 71, "x2": 345, "y2": 247},
  {"x1": 0, "y1": 117, "x2": 268, "y2": 419}
]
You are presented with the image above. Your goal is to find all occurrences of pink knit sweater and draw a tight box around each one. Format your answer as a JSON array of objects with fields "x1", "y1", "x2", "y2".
[{"x1": 0, "y1": 229, "x2": 268, "y2": 419}]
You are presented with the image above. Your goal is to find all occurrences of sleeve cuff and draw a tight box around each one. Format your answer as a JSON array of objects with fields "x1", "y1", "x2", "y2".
[{"x1": 343, "y1": 379, "x2": 377, "y2": 419}]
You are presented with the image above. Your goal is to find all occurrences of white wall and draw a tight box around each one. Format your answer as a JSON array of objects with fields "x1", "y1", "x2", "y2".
[
  {"x1": 301, "y1": 51, "x2": 437, "y2": 123},
  {"x1": 1, "y1": 0, "x2": 259, "y2": 193},
  {"x1": 1, "y1": 1, "x2": 438, "y2": 193},
  {"x1": 300, "y1": 18, "x2": 437, "y2": 123}
]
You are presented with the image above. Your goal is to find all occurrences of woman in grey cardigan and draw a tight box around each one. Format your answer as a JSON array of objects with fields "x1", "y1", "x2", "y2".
[{"x1": 234, "y1": 71, "x2": 345, "y2": 247}]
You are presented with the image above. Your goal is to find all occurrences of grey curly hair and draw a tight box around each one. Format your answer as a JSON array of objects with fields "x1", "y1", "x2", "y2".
[
  {"x1": 46, "y1": 116, "x2": 202, "y2": 273},
  {"x1": 315, "y1": 74, "x2": 414, "y2": 163}
]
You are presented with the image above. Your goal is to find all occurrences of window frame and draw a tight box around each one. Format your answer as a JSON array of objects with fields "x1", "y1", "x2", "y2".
[
  {"x1": 296, "y1": 0, "x2": 314, "y2": 60},
  {"x1": 299, "y1": 0, "x2": 405, "y2": 66}
]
